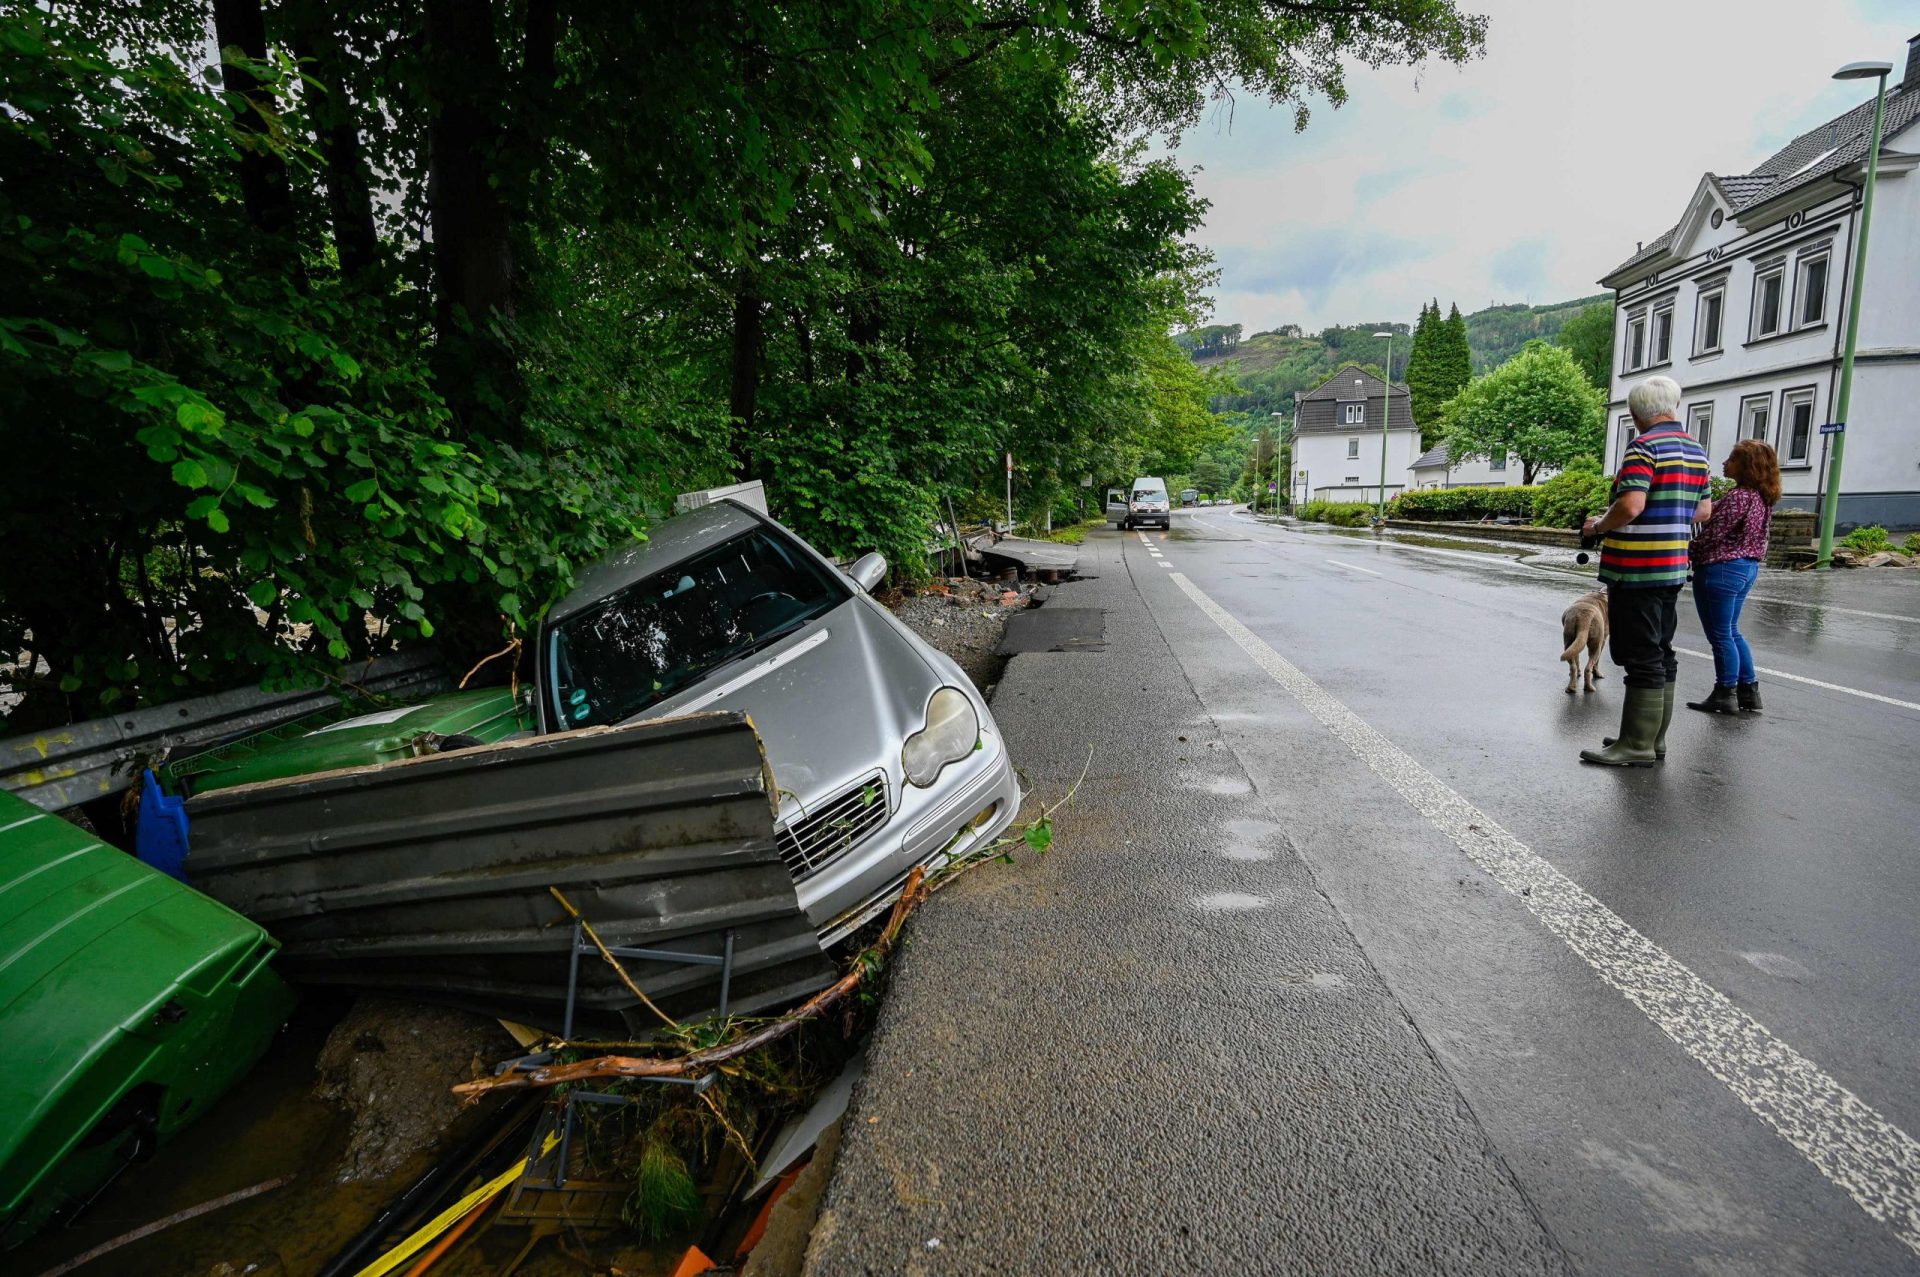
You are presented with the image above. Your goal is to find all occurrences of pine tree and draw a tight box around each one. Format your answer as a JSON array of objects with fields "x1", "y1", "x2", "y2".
[
  {"x1": 1405, "y1": 300, "x2": 1446, "y2": 448},
  {"x1": 1442, "y1": 303, "x2": 1473, "y2": 401}
]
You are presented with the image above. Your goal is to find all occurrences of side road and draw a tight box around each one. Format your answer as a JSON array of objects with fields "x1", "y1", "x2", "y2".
[{"x1": 803, "y1": 531, "x2": 1568, "y2": 1275}]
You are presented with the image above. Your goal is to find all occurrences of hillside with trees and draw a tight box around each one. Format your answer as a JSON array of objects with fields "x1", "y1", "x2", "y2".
[{"x1": 1187, "y1": 293, "x2": 1612, "y2": 420}]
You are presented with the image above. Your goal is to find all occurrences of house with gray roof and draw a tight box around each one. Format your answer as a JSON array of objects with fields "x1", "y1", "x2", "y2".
[
  {"x1": 1406, "y1": 440, "x2": 1544, "y2": 491},
  {"x1": 1599, "y1": 32, "x2": 1920, "y2": 529},
  {"x1": 1291, "y1": 365, "x2": 1420, "y2": 506}
]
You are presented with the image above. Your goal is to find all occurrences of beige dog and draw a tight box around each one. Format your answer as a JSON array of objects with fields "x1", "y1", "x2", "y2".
[{"x1": 1560, "y1": 588, "x2": 1609, "y2": 694}]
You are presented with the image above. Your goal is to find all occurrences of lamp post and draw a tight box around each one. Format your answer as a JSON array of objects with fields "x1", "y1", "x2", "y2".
[
  {"x1": 1816, "y1": 59, "x2": 1895, "y2": 569},
  {"x1": 1372, "y1": 331, "x2": 1395, "y2": 518},
  {"x1": 1271, "y1": 412, "x2": 1285, "y2": 512}
]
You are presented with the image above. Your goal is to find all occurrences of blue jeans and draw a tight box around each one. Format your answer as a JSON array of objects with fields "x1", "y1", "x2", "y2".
[{"x1": 1693, "y1": 558, "x2": 1760, "y2": 687}]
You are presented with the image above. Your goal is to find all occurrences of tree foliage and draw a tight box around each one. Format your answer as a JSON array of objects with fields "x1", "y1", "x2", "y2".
[
  {"x1": 0, "y1": 0, "x2": 1487, "y2": 725},
  {"x1": 1439, "y1": 340, "x2": 1605, "y2": 485},
  {"x1": 1555, "y1": 300, "x2": 1616, "y2": 393}
]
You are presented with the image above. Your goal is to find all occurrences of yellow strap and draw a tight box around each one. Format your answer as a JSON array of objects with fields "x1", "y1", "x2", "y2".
[{"x1": 353, "y1": 1132, "x2": 558, "y2": 1277}]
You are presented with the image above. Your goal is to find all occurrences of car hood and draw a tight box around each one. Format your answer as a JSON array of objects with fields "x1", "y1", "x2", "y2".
[{"x1": 633, "y1": 596, "x2": 943, "y2": 814}]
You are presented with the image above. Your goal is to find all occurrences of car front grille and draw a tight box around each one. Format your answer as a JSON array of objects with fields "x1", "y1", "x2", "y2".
[{"x1": 776, "y1": 772, "x2": 890, "y2": 882}]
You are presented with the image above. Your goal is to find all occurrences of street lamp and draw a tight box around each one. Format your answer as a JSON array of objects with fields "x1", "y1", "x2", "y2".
[
  {"x1": 1817, "y1": 58, "x2": 1895, "y2": 569},
  {"x1": 1373, "y1": 331, "x2": 1394, "y2": 519},
  {"x1": 1271, "y1": 412, "x2": 1285, "y2": 512}
]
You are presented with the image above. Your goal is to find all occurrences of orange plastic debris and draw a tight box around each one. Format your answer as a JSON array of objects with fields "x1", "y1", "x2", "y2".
[{"x1": 670, "y1": 1246, "x2": 716, "y2": 1277}]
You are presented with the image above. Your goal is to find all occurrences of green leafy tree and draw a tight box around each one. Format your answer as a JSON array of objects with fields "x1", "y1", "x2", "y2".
[
  {"x1": 1556, "y1": 300, "x2": 1616, "y2": 393},
  {"x1": 1440, "y1": 341, "x2": 1605, "y2": 485}
]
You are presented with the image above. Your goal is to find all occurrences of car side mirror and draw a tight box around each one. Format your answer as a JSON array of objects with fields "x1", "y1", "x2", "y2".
[{"x1": 848, "y1": 552, "x2": 887, "y2": 593}]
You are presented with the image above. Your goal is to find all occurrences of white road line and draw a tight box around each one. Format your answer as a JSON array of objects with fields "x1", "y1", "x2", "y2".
[
  {"x1": 1170, "y1": 568, "x2": 1920, "y2": 1256},
  {"x1": 1675, "y1": 647, "x2": 1920, "y2": 713},
  {"x1": 1325, "y1": 558, "x2": 1382, "y2": 577}
]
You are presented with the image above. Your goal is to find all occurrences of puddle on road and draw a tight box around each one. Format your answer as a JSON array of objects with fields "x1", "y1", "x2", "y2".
[
  {"x1": 1307, "y1": 973, "x2": 1346, "y2": 990},
  {"x1": 1219, "y1": 818, "x2": 1281, "y2": 861},
  {"x1": 1194, "y1": 892, "x2": 1268, "y2": 913},
  {"x1": 1741, "y1": 951, "x2": 1814, "y2": 981},
  {"x1": 1186, "y1": 775, "x2": 1251, "y2": 797}
]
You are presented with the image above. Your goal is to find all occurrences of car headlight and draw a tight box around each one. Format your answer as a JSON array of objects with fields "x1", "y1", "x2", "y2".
[{"x1": 902, "y1": 687, "x2": 980, "y2": 788}]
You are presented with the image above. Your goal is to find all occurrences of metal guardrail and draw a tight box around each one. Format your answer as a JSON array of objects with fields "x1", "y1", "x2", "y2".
[{"x1": 0, "y1": 649, "x2": 449, "y2": 812}]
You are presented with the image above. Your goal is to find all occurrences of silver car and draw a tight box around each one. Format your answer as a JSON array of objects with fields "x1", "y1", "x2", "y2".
[{"x1": 539, "y1": 501, "x2": 1022, "y2": 945}]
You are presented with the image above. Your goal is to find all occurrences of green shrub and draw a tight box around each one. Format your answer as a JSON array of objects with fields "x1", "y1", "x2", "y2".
[
  {"x1": 1386, "y1": 486, "x2": 1539, "y2": 522},
  {"x1": 1298, "y1": 500, "x2": 1377, "y2": 527},
  {"x1": 1842, "y1": 525, "x2": 1891, "y2": 553},
  {"x1": 1533, "y1": 467, "x2": 1613, "y2": 529},
  {"x1": 1905, "y1": 532, "x2": 1920, "y2": 555}
]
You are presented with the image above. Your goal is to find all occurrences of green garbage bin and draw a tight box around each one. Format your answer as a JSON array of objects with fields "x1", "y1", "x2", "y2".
[{"x1": 0, "y1": 788, "x2": 293, "y2": 1247}]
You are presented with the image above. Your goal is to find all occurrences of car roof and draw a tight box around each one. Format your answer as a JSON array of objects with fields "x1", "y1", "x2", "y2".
[
  {"x1": 548, "y1": 500, "x2": 772, "y2": 625},
  {"x1": 1132, "y1": 477, "x2": 1166, "y2": 487}
]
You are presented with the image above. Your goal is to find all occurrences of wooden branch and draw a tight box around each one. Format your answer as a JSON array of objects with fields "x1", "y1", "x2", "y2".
[{"x1": 455, "y1": 868, "x2": 928, "y2": 1098}]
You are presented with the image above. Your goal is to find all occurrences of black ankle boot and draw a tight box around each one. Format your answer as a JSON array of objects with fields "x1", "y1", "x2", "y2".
[
  {"x1": 1687, "y1": 685, "x2": 1740, "y2": 715},
  {"x1": 1737, "y1": 681, "x2": 1762, "y2": 713}
]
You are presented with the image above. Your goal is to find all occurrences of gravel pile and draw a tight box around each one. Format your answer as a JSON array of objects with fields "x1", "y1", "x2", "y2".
[{"x1": 884, "y1": 575, "x2": 1038, "y2": 697}]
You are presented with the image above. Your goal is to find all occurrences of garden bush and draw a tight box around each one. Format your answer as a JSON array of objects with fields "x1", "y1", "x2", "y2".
[
  {"x1": 1298, "y1": 500, "x2": 1377, "y2": 527},
  {"x1": 1532, "y1": 456, "x2": 1612, "y2": 529},
  {"x1": 1386, "y1": 486, "x2": 1539, "y2": 523},
  {"x1": 1905, "y1": 532, "x2": 1920, "y2": 555},
  {"x1": 1842, "y1": 525, "x2": 1891, "y2": 553}
]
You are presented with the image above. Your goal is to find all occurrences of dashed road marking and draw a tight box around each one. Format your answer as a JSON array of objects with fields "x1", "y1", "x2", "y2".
[
  {"x1": 1675, "y1": 647, "x2": 1920, "y2": 713},
  {"x1": 1325, "y1": 558, "x2": 1382, "y2": 577},
  {"x1": 1171, "y1": 567, "x2": 1920, "y2": 1256}
]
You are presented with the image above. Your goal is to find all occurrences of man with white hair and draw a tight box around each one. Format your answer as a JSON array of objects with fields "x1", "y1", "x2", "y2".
[{"x1": 1579, "y1": 375, "x2": 1710, "y2": 766}]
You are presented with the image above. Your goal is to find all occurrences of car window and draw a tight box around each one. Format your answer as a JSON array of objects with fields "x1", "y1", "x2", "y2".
[
  {"x1": 1132, "y1": 487, "x2": 1164, "y2": 501},
  {"x1": 548, "y1": 527, "x2": 849, "y2": 728}
]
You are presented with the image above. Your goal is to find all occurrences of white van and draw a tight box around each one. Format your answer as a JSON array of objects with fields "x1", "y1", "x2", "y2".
[{"x1": 1107, "y1": 477, "x2": 1171, "y2": 530}]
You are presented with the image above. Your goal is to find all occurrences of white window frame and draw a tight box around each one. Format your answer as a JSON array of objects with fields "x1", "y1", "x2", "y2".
[
  {"x1": 1651, "y1": 302, "x2": 1674, "y2": 365},
  {"x1": 1616, "y1": 415, "x2": 1638, "y2": 469},
  {"x1": 1739, "y1": 393, "x2": 1771, "y2": 444},
  {"x1": 1780, "y1": 386, "x2": 1816, "y2": 466},
  {"x1": 1625, "y1": 309, "x2": 1647, "y2": 372},
  {"x1": 1792, "y1": 246, "x2": 1831, "y2": 329},
  {"x1": 1343, "y1": 403, "x2": 1365, "y2": 425},
  {"x1": 1694, "y1": 285, "x2": 1725, "y2": 356},
  {"x1": 1751, "y1": 259, "x2": 1785, "y2": 340},
  {"x1": 1346, "y1": 436, "x2": 1360, "y2": 459},
  {"x1": 1687, "y1": 401, "x2": 1713, "y2": 457}
]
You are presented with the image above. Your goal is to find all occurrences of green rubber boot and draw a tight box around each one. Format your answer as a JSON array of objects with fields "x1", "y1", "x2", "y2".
[
  {"x1": 1582, "y1": 685, "x2": 1665, "y2": 767},
  {"x1": 1603, "y1": 683, "x2": 1675, "y2": 759}
]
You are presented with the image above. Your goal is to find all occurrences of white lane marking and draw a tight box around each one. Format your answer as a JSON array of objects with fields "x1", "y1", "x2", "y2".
[
  {"x1": 1170, "y1": 568, "x2": 1920, "y2": 1255},
  {"x1": 1675, "y1": 647, "x2": 1920, "y2": 713},
  {"x1": 1325, "y1": 558, "x2": 1382, "y2": 577},
  {"x1": 1160, "y1": 561, "x2": 1172, "y2": 568}
]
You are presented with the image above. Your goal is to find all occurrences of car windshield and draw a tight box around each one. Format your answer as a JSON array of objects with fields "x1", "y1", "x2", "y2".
[
  {"x1": 1132, "y1": 488, "x2": 1164, "y2": 502},
  {"x1": 547, "y1": 526, "x2": 849, "y2": 729}
]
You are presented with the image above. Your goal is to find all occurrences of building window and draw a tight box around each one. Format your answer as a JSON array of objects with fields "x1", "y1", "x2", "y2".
[
  {"x1": 1347, "y1": 437, "x2": 1360, "y2": 459},
  {"x1": 1616, "y1": 415, "x2": 1638, "y2": 468},
  {"x1": 1794, "y1": 249, "x2": 1830, "y2": 328},
  {"x1": 1687, "y1": 402, "x2": 1713, "y2": 456},
  {"x1": 1739, "y1": 393, "x2": 1771, "y2": 444},
  {"x1": 1488, "y1": 451, "x2": 1507, "y2": 472},
  {"x1": 1695, "y1": 287, "x2": 1724, "y2": 355},
  {"x1": 1625, "y1": 311, "x2": 1647, "y2": 371},
  {"x1": 1652, "y1": 303, "x2": 1674, "y2": 364},
  {"x1": 1781, "y1": 387, "x2": 1815, "y2": 465},
  {"x1": 1752, "y1": 261, "x2": 1784, "y2": 339},
  {"x1": 1343, "y1": 403, "x2": 1365, "y2": 425}
]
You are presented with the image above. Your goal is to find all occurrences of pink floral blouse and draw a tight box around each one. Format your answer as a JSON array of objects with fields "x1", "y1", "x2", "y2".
[{"x1": 1692, "y1": 485, "x2": 1771, "y2": 565}]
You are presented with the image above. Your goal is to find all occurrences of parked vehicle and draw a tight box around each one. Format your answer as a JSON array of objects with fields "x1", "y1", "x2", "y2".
[
  {"x1": 1107, "y1": 477, "x2": 1171, "y2": 530},
  {"x1": 1180, "y1": 488, "x2": 1199, "y2": 506},
  {"x1": 0, "y1": 789, "x2": 291, "y2": 1247},
  {"x1": 541, "y1": 500, "x2": 1022, "y2": 944}
]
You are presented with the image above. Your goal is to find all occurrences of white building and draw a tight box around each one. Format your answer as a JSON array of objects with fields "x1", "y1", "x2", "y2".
[
  {"x1": 1599, "y1": 33, "x2": 1920, "y2": 529},
  {"x1": 1407, "y1": 440, "x2": 1541, "y2": 489},
  {"x1": 1292, "y1": 365, "x2": 1421, "y2": 505}
]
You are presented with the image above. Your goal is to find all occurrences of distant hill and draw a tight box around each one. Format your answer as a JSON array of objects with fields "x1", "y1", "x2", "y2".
[{"x1": 1180, "y1": 294, "x2": 1610, "y2": 413}]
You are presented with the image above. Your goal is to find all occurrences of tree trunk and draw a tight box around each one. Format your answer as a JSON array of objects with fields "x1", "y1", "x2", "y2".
[
  {"x1": 1523, "y1": 460, "x2": 1538, "y2": 485},
  {"x1": 729, "y1": 282, "x2": 763, "y2": 435},
  {"x1": 211, "y1": 0, "x2": 295, "y2": 238},
  {"x1": 289, "y1": 7, "x2": 378, "y2": 276}
]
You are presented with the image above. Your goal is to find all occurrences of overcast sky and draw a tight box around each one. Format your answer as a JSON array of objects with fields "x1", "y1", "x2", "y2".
[{"x1": 1170, "y1": 0, "x2": 1916, "y2": 335}]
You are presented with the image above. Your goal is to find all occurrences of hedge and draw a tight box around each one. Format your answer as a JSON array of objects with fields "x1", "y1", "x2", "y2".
[
  {"x1": 1297, "y1": 500, "x2": 1377, "y2": 527},
  {"x1": 1387, "y1": 486, "x2": 1539, "y2": 522}
]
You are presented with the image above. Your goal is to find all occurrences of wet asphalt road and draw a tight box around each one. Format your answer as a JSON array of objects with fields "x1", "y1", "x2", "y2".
[{"x1": 811, "y1": 509, "x2": 1920, "y2": 1275}]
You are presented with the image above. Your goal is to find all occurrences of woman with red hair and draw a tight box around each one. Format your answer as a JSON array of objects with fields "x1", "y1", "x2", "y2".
[{"x1": 1687, "y1": 439, "x2": 1780, "y2": 715}]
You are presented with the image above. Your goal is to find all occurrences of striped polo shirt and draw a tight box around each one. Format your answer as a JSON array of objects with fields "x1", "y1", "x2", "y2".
[{"x1": 1598, "y1": 422, "x2": 1710, "y2": 589}]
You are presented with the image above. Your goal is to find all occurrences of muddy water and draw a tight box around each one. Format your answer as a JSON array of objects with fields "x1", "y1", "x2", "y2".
[{"x1": 11, "y1": 996, "x2": 499, "y2": 1277}]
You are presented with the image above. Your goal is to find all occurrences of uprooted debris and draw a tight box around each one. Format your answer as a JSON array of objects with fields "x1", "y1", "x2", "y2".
[{"x1": 886, "y1": 576, "x2": 1042, "y2": 693}]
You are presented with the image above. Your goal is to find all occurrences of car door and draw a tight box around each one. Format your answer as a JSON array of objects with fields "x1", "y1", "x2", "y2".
[{"x1": 1105, "y1": 488, "x2": 1128, "y2": 526}]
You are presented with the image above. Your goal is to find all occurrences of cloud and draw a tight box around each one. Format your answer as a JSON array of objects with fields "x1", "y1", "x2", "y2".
[{"x1": 1172, "y1": 0, "x2": 1915, "y2": 333}]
